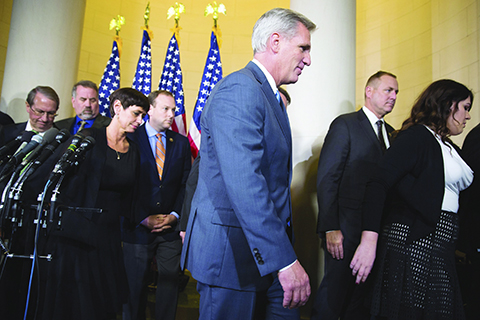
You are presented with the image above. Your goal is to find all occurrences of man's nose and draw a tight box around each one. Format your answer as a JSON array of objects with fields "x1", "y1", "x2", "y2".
[{"x1": 304, "y1": 52, "x2": 311, "y2": 66}]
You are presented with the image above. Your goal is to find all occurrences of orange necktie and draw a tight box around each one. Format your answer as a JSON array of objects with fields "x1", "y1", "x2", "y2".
[{"x1": 155, "y1": 133, "x2": 165, "y2": 180}]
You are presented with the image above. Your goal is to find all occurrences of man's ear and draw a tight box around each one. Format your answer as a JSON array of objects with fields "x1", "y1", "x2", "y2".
[
  {"x1": 365, "y1": 86, "x2": 373, "y2": 99},
  {"x1": 270, "y1": 32, "x2": 281, "y2": 53}
]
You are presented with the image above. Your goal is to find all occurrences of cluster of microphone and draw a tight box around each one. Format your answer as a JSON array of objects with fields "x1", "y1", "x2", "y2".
[
  {"x1": 0, "y1": 128, "x2": 96, "y2": 185},
  {"x1": 0, "y1": 128, "x2": 96, "y2": 229}
]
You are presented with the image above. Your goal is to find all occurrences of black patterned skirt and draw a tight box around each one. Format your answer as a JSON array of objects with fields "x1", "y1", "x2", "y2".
[{"x1": 371, "y1": 211, "x2": 465, "y2": 319}]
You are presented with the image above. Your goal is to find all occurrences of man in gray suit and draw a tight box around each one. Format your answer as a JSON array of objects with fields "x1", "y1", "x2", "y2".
[
  {"x1": 55, "y1": 80, "x2": 110, "y2": 134},
  {"x1": 311, "y1": 71, "x2": 398, "y2": 319},
  {"x1": 181, "y1": 8, "x2": 316, "y2": 320}
]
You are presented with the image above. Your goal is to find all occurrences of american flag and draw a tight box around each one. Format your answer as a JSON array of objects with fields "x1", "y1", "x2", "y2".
[
  {"x1": 132, "y1": 30, "x2": 152, "y2": 95},
  {"x1": 98, "y1": 40, "x2": 120, "y2": 118},
  {"x1": 158, "y1": 34, "x2": 186, "y2": 136},
  {"x1": 188, "y1": 31, "x2": 223, "y2": 158}
]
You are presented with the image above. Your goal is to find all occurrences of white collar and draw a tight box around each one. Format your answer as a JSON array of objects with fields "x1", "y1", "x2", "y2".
[{"x1": 251, "y1": 59, "x2": 277, "y2": 95}]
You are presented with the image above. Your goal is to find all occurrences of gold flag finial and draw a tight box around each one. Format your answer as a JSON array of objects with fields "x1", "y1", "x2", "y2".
[
  {"x1": 167, "y1": 2, "x2": 185, "y2": 29},
  {"x1": 109, "y1": 15, "x2": 125, "y2": 36},
  {"x1": 167, "y1": 2, "x2": 185, "y2": 44},
  {"x1": 205, "y1": 2, "x2": 226, "y2": 29},
  {"x1": 144, "y1": 2, "x2": 151, "y2": 28}
]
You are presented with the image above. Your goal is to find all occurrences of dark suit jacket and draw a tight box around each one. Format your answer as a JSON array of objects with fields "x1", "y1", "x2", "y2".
[
  {"x1": 54, "y1": 115, "x2": 111, "y2": 134},
  {"x1": 122, "y1": 124, "x2": 191, "y2": 244},
  {"x1": 458, "y1": 124, "x2": 480, "y2": 258},
  {"x1": 179, "y1": 155, "x2": 200, "y2": 232},
  {"x1": 316, "y1": 109, "x2": 394, "y2": 251},
  {"x1": 181, "y1": 62, "x2": 295, "y2": 291},
  {"x1": 0, "y1": 122, "x2": 28, "y2": 146},
  {"x1": 0, "y1": 111, "x2": 14, "y2": 126}
]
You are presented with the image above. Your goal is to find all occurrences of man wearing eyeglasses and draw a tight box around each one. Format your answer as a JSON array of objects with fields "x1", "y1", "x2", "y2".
[{"x1": 0, "y1": 86, "x2": 59, "y2": 145}]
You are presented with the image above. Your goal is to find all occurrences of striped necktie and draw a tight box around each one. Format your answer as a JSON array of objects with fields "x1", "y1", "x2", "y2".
[{"x1": 155, "y1": 133, "x2": 165, "y2": 180}]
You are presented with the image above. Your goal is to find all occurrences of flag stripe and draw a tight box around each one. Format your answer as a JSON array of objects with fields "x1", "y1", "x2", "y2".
[{"x1": 187, "y1": 32, "x2": 223, "y2": 158}]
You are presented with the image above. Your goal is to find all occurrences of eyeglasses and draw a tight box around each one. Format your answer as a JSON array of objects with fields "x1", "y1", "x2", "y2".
[{"x1": 29, "y1": 105, "x2": 58, "y2": 118}]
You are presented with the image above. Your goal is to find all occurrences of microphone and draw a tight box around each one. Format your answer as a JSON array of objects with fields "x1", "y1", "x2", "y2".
[
  {"x1": 9, "y1": 134, "x2": 43, "y2": 165},
  {"x1": 47, "y1": 133, "x2": 85, "y2": 182},
  {"x1": 33, "y1": 129, "x2": 70, "y2": 166},
  {"x1": 0, "y1": 134, "x2": 42, "y2": 181},
  {"x1": 19, "y1": 128, "x2": 59, "y2": 167},
  {"x1": 0, "y1": 131, "x2": 35, "y2": 162},
  {"x1": 12, "y1": 129, "x2": 70, "y2": 189},
  {"x1": 52, "y1": 136, "x2": 96, "y2": 176}
]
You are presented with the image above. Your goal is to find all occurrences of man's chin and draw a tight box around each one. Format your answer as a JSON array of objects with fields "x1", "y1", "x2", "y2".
[
  {"x1": 36, "y1": 124, "x2": 52, "y2": 132},
  {"x1": 81, "y1": 114, "x2": 95, "y2": 120}
]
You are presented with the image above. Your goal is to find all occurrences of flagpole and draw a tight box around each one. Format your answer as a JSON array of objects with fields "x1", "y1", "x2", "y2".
[
  {"x1": 188, "y1": 2, "x2": 226, "y2": 158},
  {"x1": 157, "y1": 3, "x2": 187, "y2": 136},
  {"x1": 132, "y1": 2, "x2": 153, "y2": 96}
]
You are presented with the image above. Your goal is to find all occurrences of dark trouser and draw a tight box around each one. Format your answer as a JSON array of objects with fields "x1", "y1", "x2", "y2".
[
  {"x1": 197, "y1": 276, "x2": 300, "y2": 320},
  {"x1": 311, "y1": 246, "x2": 371, "y2": 320},
  {"x1": 122, "y1": 236, "x2": 182, "y2": 320}
]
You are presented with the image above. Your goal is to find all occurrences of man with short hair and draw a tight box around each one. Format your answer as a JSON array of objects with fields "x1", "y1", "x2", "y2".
[
  {"x1": 181, "y1": 8, "x2": 316, "y2": 320},
  {"x1": 122, "y1": 90, "x2": 191, "y2": 320},
  {"x1": 311, "y1": 71, "x2": 399, "y2": 319},
  {"x1": 55, "y1": 80, "x2": 110, "y2": 135},
  {"x1": 0, "y1": 86, "x2": 59, "y2": 145}
]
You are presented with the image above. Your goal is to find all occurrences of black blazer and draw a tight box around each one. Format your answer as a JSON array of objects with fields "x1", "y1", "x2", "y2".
[
  {"x1": 458, "y1": 124, "x2": 480, "y2": 256},
  {"x1": 122, "y1": 124, "x2": 191, "y2": 244},
  {"x1": 0, "y1": 122, "x2": 27, "y2": 146},
  {"x1": 0, "y1": 111, "x2": 14, "y2": 126},
  {"x1": 54, "y1": 115, "x2": 111, "y2": 134},
  {"x1": 362, "y1": 125, "x2": 462, "y2": 243},
  {"x1": 316, "y1": 109, "x2": 393, "y2": 250}
]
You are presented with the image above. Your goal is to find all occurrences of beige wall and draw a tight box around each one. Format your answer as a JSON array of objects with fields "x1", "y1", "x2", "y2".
[
  {"x1": 77, "y1": 0, "x2": 290, "y2": 121},
  {"x1": 356, "y1": 0, "x2": 480, "y2": 146}
]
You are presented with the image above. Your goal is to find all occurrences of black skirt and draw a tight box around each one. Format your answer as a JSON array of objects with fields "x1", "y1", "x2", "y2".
[{"x1": 371, "y1": 211, "x2": 465, "y2": 320}]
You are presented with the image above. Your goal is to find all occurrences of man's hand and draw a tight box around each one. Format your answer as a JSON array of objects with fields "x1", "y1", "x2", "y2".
[
  {"x1": 350, "y1": 231, "x2": 378, "y2": 284},
  {"x1": 277, "y1": 260, "x2": 310, "y2": 309},
  {"x1": 326, "y1": 230, "x2": 344, "y2": 260},
  {"x1": 140, "y1": 214, "x2": 177, "y2": 233}
]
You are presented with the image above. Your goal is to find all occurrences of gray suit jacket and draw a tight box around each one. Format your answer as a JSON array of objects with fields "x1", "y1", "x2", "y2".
[{"x1": 181, "y1": 62, "x2": 296, "y2": 291}]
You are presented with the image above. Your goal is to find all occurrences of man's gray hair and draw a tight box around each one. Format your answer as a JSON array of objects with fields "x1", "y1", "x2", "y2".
[
  {"x1": 72, "y1": 80, "x2": 98, "y2": 98},
  {"x1": 252, "y1": 8, "x2": 316, "y2": 54}
]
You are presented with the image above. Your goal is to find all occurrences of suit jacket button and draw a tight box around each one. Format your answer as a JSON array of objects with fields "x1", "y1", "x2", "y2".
[
  {"x1": 253, "y1": 248, "x2": 259, "y2": 254},
  {"x1": 156, "y1": 202, "x2": 160, "y2": 206},
  {"x1": 258, "y1": 260, "x2": 264, "y2": 265}
]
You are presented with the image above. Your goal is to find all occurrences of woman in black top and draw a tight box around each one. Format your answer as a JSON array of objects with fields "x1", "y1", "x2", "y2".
[
  {"x1": 41, "y1": 88, "x2": 149, "y2": 320},
  {"x1": 351, "y1": 79, "x2": 474, "y2": 319}
]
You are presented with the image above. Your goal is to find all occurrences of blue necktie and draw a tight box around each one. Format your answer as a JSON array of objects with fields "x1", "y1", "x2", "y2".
[{"x1": 275, "y1": 90, "x2": 281, "y2": 104}]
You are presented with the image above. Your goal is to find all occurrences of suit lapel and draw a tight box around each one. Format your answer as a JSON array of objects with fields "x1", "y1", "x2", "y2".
[
  {"x1": 245, "y1": 62, "x2": 292, "y2": 152},
  {"x1": 164, "y1": 131, "x2": 176, "y2": 179},
  {"x1": 357, "y1": 109, "x2": 383, "y2": 154}
]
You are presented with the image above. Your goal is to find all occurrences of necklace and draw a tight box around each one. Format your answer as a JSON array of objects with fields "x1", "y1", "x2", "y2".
[{"x1": 115, "y1": 149, "x2": 120, "y2": 160}]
